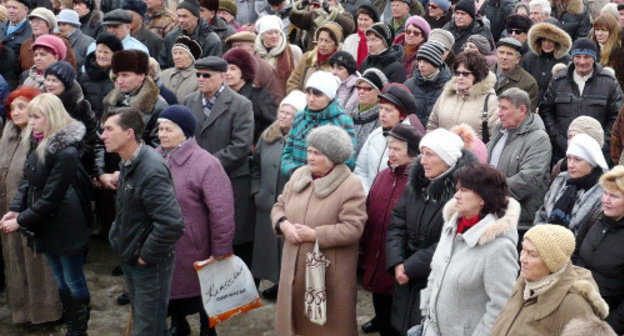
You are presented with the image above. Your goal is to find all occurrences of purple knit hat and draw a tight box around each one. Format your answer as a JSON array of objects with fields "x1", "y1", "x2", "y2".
[{"x1": 405, "y1": 15, "x2": 431, "y2": 39}]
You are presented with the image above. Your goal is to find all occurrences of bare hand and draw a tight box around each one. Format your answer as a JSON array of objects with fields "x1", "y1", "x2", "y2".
[
  {"x1": 1, "y1": 211, "x2": 18, "y2": 223},
  {"x1": 282, "y1": 220, "x2": 302, "y2": 244},
  {"x1": 99, "y1": 171, "x2": 120, "y2": 190},
  {"x1": 137, "y1": 257, "x2": 146, "y2": 265},
  {"x1": 294, "y1": 224, "x2": 316, "y2": 242},
  {"x1": 1, "y1": 219, "x2": 20, "y2": 234},
  {"x1": 395, "y1": 263, "x2": 410, "y2": 285}
]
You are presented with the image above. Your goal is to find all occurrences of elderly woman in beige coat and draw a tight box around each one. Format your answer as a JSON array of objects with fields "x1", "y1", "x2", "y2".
[
  {"x1": 160, "y1": 36, "x2": 201, "y2": 103},
  {"x1": 271, "y1": 125, "x2": 367, "y2": 336}
]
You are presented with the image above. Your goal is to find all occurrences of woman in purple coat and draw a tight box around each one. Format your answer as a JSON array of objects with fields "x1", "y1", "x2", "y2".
[{"x1": 156, "y1": 105, "x2": 236, "y2": 336}]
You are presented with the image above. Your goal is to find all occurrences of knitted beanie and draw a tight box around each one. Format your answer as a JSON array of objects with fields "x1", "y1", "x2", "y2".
[
  {"x1": 178, "y1": 0, "x2": 201, "y2": 17},
  {"x1": 172, "y1": 35, "x2": 203, "y2": 62},
  {"x1": 524, "y1": 224, "x2": 575, "y2": 273},
  {"x1": 356, "y1": 68, "x2": 388, "y2": 92},
  {"x1": 29, "y1": 7, "x2": 57, "y2": 31},
  {"x1": 280, "y1": 90, "x2": 307, "y2": 112},
  {"x1": 467, "y1": 34, "x2": 491, "y2": 54},
  {"x1": 219, "y1": 0, "x2": 238, "y2": 16},
  {"x1": 568, "y1": 116, "x2": 604, "y2": 147},
  {"x1": 159, "y1": 105, "x2": 197, "y2": 138},
  {"x1": 329, "y1": 51, "x2": 357, "y2": 75},
  {"x1": 428, "y1": 29, "x2": 455, "y2": 51},
  {"x1": 305, "y1": 71, "x2": 341, "y2": 100},
  {"x1": 405, "y1": 15, "x2": 431, "y2": 39},
  {"x1": 96, "y1": 33, "x2": 124, "y2": 53},
  {"x1": 122, "y1": 0, "x2": 148, "y2": 17},
  {"x1": 223, "y1": 47, "x2": 257, "y2": 82},
  {"x1": 366, "y1": 22, "x2": 393, "y2": 47},
  {"x1": 45, "y1": 61, "x2": 75, "y2": 89},
  {"x1": 419, "y1": 128, "x2": 464, "y2": 167},
  {"x1": 430, "y1": 0, "x2": 451, "y2": 12},
  {"x1": 256, "y1": 15, "x2": 283, "y2": 35},
  {"x1": 32, "y1": 35, "x2": 67, "y2": 60},
  {"x1": 571, "y1": 38, "x2": 597, "y2": 60},
  {"x1": 307, "y1": 125, "x2": 353, "y2": 164},
  {"x1": 454, "y1": 0, "x2": 476, "y2": 19},
  {"x1": 567, "y1": 133, "x2": 608, "y2": 170},
  {"x1": 417, "y1": 41, "x2": 445, "y2": 67}
]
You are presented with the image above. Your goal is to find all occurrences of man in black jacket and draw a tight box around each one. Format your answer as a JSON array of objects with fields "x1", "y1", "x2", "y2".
[{"x1": 101, "y1": 107, "x2": 184, "y2": 336}]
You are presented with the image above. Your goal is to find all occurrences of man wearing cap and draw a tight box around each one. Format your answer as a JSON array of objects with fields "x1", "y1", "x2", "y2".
[
  {"x1": 160, "y1": 0, "x2": 222, "y2": 69},
  {"x1": 478, "y1": 0, "x2": 515, "y2": 41},
  {"x1": 443, "y1": 0, "x2": 494, "y2": 54},
  {"x1": 182, "y1": 56, "x2": 256, "y2": 268},
  {"x1": 217, "y1": 0, "x2": 241, "y2": 28},
  {"x1": 551, "y1": 0, "x2": 590, "y2": 41},
  {"x1": 404, "y1": 40, "x2": 452, "y2": 126},
  {"x1": 85, "y1": 8, "x2": 150, "y2": 56},
  {"x1": 0, "y1": 0, "x2": 32, "y2": 57},
  {"x1": 540, "y1": 37, "x2": 623, "y2": 165},
  {"x1": 123, "y1": 0, "x2": 163, "y2": 58},
  {"x1": 361, "y1": 22, "x2": 406, "y2": 83},
  {"x1": 494, "y1": 37, "x2": 539, "y2": 111},
  {"x1": 73, "y1": 0, "x2": 104, "y2": 39},
  {"x1": 289, "y1": 0, "x2": 355, "y2": 51},
  {"x1": 487, "y1": 87, "x2": 551, "y2": 235},
  {"x1": 57, "y1": 9, "x2": 94, "y2": 71},
  {"x1": 199, "y1": 0, "x2": 236, "y2": 42},
  {"x1": 349, "y1": 68, "x2": 387, "y2": 156},
  {"x1": 144, "y1": 0, "x2": 178, "y2": 38},
  {"x1": 424, "y1": 0, "x2": 451, "y2": 29}
]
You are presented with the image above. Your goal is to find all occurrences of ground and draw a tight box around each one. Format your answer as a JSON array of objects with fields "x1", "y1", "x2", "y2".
[{"x1": 0, "y1": 237, "x2": 378, "y2": 336}]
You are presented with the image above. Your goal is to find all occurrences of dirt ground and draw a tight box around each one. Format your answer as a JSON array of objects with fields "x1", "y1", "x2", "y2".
[{"x1": 0, "y1": 237, "x2": 378, "y2": 336}]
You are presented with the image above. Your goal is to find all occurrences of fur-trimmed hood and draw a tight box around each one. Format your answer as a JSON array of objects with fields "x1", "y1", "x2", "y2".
[
  {"x1": 408, "y1": 149, "x2": 478, "y2": 202},
  {"x1": 103, "y1": 76, "x2": 160, "y2": 114},
  {"x1": 291, "y1": 163, "x2": 351, "y2": 198},
  {"x1": 442, "y1": 197, "x2": 521, "y2": 245},
  {"x1": 46, "y1": 120, "x2": 85, "y2": 155},
  {"x1": 442, "y1": 71, "x2": 497, "y2": 97},
  {"x1": 528, "y1": 22, "x2": 572, "y2": 59},
  {"x1": 262, "y1": 120, "x2": 288, "y2": 144},
  {"x1": 551, "y1": 0, "x2": 585, "y2": 16}
]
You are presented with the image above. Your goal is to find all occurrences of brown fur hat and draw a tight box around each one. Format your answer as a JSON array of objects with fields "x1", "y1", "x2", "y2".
[
  {"x1": 111, "y1": 50, "x2": 149, "y2": 75},
  {"x1": 223, "y1": 47, "x2": 257, "y2": 82}
]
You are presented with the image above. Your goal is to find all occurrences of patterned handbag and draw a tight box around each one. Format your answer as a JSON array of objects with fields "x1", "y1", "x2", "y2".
[{"x1": 304, "y1": 240, "x2": 331, "y2": 326}]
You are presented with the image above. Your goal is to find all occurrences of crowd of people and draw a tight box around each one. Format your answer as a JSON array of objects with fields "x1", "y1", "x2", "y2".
[{"x1": 0, "y1": 0, "x2": 624, "y2": 335}]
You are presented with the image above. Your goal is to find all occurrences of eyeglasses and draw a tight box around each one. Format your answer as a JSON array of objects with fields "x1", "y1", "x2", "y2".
[
  {"x1": 455, "y1": 71, "x2": 472, "y2": 77},
  {"x1": 305, "y1": 87, "x2": 324, "y2": 96},
  {"x1": 405, "y1": 29, "x2": 422, "y2": 36},
  {"x1": 428, "y1": 3, "x2": 439, "y2": 8},
  {"x1": 507, "y1": 28, "x2": 525, "y2": 35},
  {"x1": 196, "y1": 72, "x2": 213, "y2": 79},
  {"x1": 355, "y1": 85, "x2": 373, "y2": 92}
]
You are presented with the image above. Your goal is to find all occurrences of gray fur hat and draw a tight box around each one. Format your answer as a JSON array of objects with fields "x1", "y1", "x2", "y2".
[{"x1": 307, "y1": 125, "x2": 353, "y2": 164}]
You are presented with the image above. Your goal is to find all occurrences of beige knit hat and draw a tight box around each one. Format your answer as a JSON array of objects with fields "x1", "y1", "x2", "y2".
[
  {"x1": 568, "y1": 116, "x2": 604, "y2": 147},
  {"x1": 524, "y1": 224, "x2": 575, "y2": 273}
]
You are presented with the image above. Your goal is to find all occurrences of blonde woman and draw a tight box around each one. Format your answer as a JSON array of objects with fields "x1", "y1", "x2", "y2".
[
  {"x1": 591, "y1": 14, "x2": 624, "y2": 89},
  {"x1": 0, "y1": 93, "x2": 92, "y2": 335}
]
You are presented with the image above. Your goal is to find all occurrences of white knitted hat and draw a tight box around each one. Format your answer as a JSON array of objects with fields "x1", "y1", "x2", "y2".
[
  {"x1": 419, "y1": 128, "x2": 464, "y2": 167},
  {"x1": 567, "y1": 133, "x2": 608, "y2": 170},
  {"x1": 280, "y1": 90, "x2": 306, "y2": 112},
  {"x1": 256, "y1": 15, "x2": 282, "y2": 35},
  {"x1": 305, "y1": 71, "x2": 341, "y2": 100}
]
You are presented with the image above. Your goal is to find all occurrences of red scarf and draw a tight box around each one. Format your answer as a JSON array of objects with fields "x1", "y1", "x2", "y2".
[
  {"x1": 317, "y1": 50, "x2": 335, "y2": 63},
  {"x1": 457, "y1": 215, "x2": 480, "y2": 234},
  {"x1": 357, "y1": 29, "x2": 368, "y2": 68}
]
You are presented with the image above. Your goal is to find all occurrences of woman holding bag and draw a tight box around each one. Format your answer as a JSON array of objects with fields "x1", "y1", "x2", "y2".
[{"x1": 271, "y1": 125, "x2": 367, "y2": 336}]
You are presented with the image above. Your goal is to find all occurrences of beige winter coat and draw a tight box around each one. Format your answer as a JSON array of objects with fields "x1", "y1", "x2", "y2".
[
  {"x1": 286, "y1": 48, "x2": 332, "y2": 94},
  {"x1": 271, "y1": 164, "x2": 367, "y2": 336},
  {"x1": 426, "y1": 72, "x2": 499, "y2": 139}
]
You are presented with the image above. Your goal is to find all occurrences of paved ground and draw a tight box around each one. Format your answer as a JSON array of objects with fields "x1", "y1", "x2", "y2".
[{"x1": 0, "y1": 237, "x2": 377, "y2": 336}]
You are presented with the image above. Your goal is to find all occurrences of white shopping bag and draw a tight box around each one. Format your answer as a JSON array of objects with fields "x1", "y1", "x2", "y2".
[
  {"x1": 304, "y1": 241, "x2": 331, "y2": 326},
  {"x1": 194, "y1": 255, "x2": 263, "y2": 327}
]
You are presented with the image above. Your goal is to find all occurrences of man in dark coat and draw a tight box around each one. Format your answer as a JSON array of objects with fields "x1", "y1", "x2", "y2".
[
  {"x1": 540, "y1": 38, "x2": 623, "y2": 165},
  {"x1": 443, "y1": 0, "x2": 494, "y2": 54},
  {"x1": 478, "y1": 0, "x2": 514, "y2": 41},
  {"x1": 73, "y1": 0, "x2": 105, "y2": 39},
  {"x1": 493, "y1": 38, "x2": 540, "y2": 111},
  {"x1": 159, "y1": 0, "x2": 222, "y2": 69},
  {"x1": 101, "y1": 107, "x2": 184, "y2": 336},
  {"x1": 123, "y1": 0, "x2": 164, "y2": 58},
  {"x1": 182, "y1": 56, "x2": 255, "y2": 268}
]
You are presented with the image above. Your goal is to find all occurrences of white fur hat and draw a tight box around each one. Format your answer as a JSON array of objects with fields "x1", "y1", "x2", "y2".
[{"x1": 566, "y1": 133, "x2": 608, "y2": 170}]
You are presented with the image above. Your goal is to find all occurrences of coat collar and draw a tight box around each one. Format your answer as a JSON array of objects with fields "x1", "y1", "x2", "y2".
[
  {"x1": 103, "y1": 76, "x2": 160, "y2": 114},
  {"x1": 196, "y1": 85, "x2": 235, "y2": 133},
  {"x1": 443, "y1": 71, "x2": 497, "y2": 97},
  {"x1": 46, "y1": 120, "x2": 85, "y2": 155},
  {"x1": 156, "y1": 137, "x2": 200, "y2": 166},
  {"x1": 263, "y1": 121, "x2": 287, "y2": 144},
  {"x1": 291, "y1": 164, "x2": 351, "y2": 198}
]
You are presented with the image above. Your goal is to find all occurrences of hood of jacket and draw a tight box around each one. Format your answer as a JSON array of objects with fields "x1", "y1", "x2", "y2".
[
  {"x1": 46, "y1": 120, "x2": 85, "y2": 155},
  {"x1": 413, "y1": 64, "x2": 452, "y2": 87},
  {"x1": 528, "y1": 22, "x2": 572, "y2": 59},
  {"x1": 103, "y1": 76, "x2": 160, "y2": 114},
  {"x1": 366, "y1": 44, "x2": 404, "y2": 67},
  {"x1": 442, "y1": 197, "x2": 520, "y2": 246},
  {"x1": 551, "y1": 0, "x2": 585, "y2": 15},
  {"x1": 442, "y1": 71, "x2": 496, "y2": 97},
  {"x1": 262, "y1": 120, "x2": 288, "y2": 144},
  {"x1": 408, "y1": 149, "x2": 478, "y2": 202}
]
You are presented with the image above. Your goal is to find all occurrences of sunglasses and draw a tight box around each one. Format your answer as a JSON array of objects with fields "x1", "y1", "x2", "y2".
[
  {"x1": 305, "y1": 87, "x2": 324, "y2": 96},
  {"x1": 196, "y1": 72, "x2": 213, "y2": 78},
  {"x1": 428, "y1": 3, "x2": 439, "y2": 8},
  {"x1": 455, "y1": 71, "x2": 472, "y2": 77},
  {"x1": 355, "y1": 85, "x2": 373, "y2": 92},
  {"x1": 507, "y1": 28, "x2": 525, "y2": 35},
  {"x1": 405, "y1": 29, "x2": 422, "y2": 36}
]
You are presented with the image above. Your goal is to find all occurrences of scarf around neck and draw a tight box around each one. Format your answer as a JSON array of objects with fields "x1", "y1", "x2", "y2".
[
  {"x1": 548, "y1": 167, "x2": 602, "y2": 228},
  {"x1": 357, "y1": 29, "x2": 368, "y2": 68}
]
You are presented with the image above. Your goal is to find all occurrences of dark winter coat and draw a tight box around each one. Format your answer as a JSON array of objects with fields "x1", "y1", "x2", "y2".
[
  {"x1": 479, "y1": 0, "x2": 515, "y2": 40},
  {"x1": 576, "y1": 214, "x2": 624, "y2": 334},
  {"x1": 133, "y1": 27, "x2": 163, "y2": 60},
  {"x1": 109, "y1": 144, "x2": 184, "y2": 265},
  {"x1": 424, "y1": 11, "x2": 452, "y2": 29},
  {"x1": 361, "y1": 163, "x2": 409, "y2": 295},
  {"x1": 493, "y1": 64, "x2": 540, "y2": 111},
  {"x1": 78, "y1": 10, "x2": 105, "y2": 39},
  {"x1": 521, "y1": 22, "x2": 572, "y2": 103},
  {"x1": 539, "y1": 63, "x2": 623, "y2": 164},
  {"x1": 210, "y1": 15, "x2": 236, "y2": 48},
  {"x1": 404, "y1": 64, "x2": 452, "y2": 127},
  {"x1": 360, "y1": 44, "x2": 407, "y2": 83},
  {"x1": 551, "y1": 0, "x2": 591, "y2": 41},
  {"x1": 10, "y1": 121, "x2": 91, "y2": 256},
  {"x1": 238, "y1": 81, "x2": 277, "y2": 143},
  {"x1": 443, "y1": 18, "x2": 495, "y2": 54},
  {"x1": 0, "y1": 43, "x2": 18, "y2": 90},
  {"x1": 160, "y1": 19, "x2": 223, "y2": 69},
  {"x1": 79, "y1": 52, "x2": 114, "y2": 119},
  {"x1": 0, "y1": 20, "x2": 32, "y2": 61},
  {"x1": 385, "y1": 150, "x2": 478, "y2": 334}
]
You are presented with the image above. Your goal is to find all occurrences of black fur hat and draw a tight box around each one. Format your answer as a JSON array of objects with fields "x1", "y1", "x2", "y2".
[{"x1": 111, "y1": 50, "x2": 149, "y2": 75}]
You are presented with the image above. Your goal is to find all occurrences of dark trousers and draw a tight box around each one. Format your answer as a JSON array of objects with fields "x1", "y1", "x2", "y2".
[
  {"x1": 45, "y1": 253, "x2": 90, "y2": 299},
  {"x1": 373, "y1": 293, "x2": 402, "y2": 336},
  {"x1": 121, "y1": 254, "x2": 175, "y2": 336},
  {"x1": 168, "y1": 296, "x2": 212, "y2": 333}
]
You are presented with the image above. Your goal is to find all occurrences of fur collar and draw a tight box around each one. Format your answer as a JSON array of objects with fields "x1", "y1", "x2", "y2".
[
  {"x1": 46, "y1": 121, "x2": 85, "y2": 154},
  {"x1": 570, "y1": 278, "x2": 610, "y2": 319},
  {"x1": 442, "y1": 71, "x2": 496, "y2": 97},
  {"x1": 103, "y1": 76, "x2": 160, "y2": 114},
  {"x1": 262, "y1": 121, "x2": 287, "y2": 143},
  {"x1": 528, "y1": 23, "x2": 572, "y2": 58},
  {"x1": 291, "y1": 164, "x2": 351, "y2": 198},
  {"x1": 442, "y1": 197, "x2": 521, "y2": 245}
]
